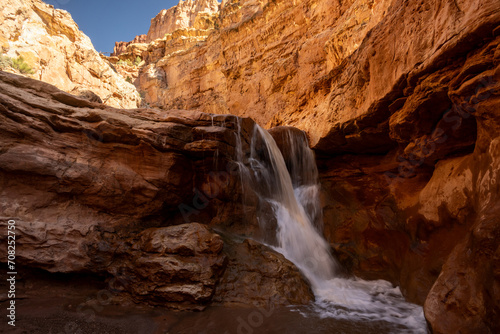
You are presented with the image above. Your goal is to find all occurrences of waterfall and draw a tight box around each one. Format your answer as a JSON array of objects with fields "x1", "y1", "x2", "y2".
[
  {"x1": 236, "y1": 122, "x2": 427, "y2": 333},
  {"x1": 247, "y1": 126, "x2": 338, "y2": 289}
]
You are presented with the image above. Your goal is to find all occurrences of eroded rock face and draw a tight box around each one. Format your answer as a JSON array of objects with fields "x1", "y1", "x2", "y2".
[
  {"x1": 1, "y1": 0, "x2": 499, "y2": 329},
  {"x1": 136, "y1": 0, "x2": 393, "y2": 124},
  {"x1": 424, "y1": 206, "x2": 500, "y2": 334},
  {"x1": 248, "y1": 1, "x2": 499, "y2": 329},
  {"x1": 111, "y1": 34, "x2": 147, "y2": 57},
  {"x1": 313, "y1": 20, "x2": 500, "y2": 334},
  {"x1": 421, "y1": 70, "x2": 500, "y2": 333},
  {"x1": 0, "y1": 70, "x2": 312, "y2": 309},
  {"x1": 131, "y1": 0, "x2": 499, "y2": 324},
  {"x1": 214, "y1": 237, "x2": 314, "y2": 307},
  {"x1": 0, "y1": 70, "x2": 231, "y2": 273},
  {"x1": 108, "y1": 42, "x2": 149, "y2": 88},
  {"x1": 134, "y1": 0, "x2": 499, "y2": 148},
  {"x1": 0, "y1": 0, "x2": 141, "y2": 108},
  {"x1": 146, "y1": 0, "x2": 220, "y2": 42},
  {"x1": 109, "y1": 223, "x2": 227, "y2": 310}
]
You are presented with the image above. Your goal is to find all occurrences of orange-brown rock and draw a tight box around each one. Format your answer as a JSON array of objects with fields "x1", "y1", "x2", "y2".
[
  {"x1": 146, "y1": 0, "x2": 219, "y2": 42},
  {"x1": 423, "y1": 206, "x2": 500, "y2": 333},
  {"x1": 135, "y1": 0, "x2": 498, "y2": 145},
  {"x1": 133, "y1": 0, "x2": 499, "y2": 327},
  {"x1": 1, "y1": 0, "x2": 500, "y2": 329},
  {"x1": 109, "y1": 223, "x2": 227, "y2": 309},
  {"x1": 0, "y1": 0, "x2": 141, "y2": 108},
  {"x1": 156, "y1": 0, "x2": 500, "y2": 331},
  {"x1": 136, "y1": 0, "x2": 393, "y2": 120},
  {"x1": 0, "y1": 70, "x2": 312, "y2": 308},
  {"x1": 214, "y1": 237, "x2": 314, "y2": 307},
  {"x1": 107, "y1": 42, "x2": 149, "y2": 88},
  {"x1": 420, "y1": 55, "x2": 500, "y2": 333},
  {"x1": 0, "y1": 70, "x2": 228, "y2": 273},
  {"x1": 111, "y1": 34, "x2": 147, "y2": 57},
  {"x1": 314, "y1": 19, "x2": 500, "y2": 334}
]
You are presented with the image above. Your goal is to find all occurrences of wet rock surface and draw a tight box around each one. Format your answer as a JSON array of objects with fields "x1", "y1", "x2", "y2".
[
  {"x1": 0, "y1": 267, "x2": 394, "y2": 334},
  {"x1": 264, "y1": 23, "x2": 500, "y2": 331},
  {"x1": 214, "y1": 236, "x2": 314, "y2": 306},
  {"x1": 108, "y1": 223, "x2": 227, "y2": 310},
  {"x1": 0, "y1": 70, "x2": 311, "y2": 309}
]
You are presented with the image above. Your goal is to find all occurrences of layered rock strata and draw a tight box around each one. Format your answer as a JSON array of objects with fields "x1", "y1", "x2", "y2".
[
  {"x1": 134, "y1": 0, "x2": 499, "y2": 148},
  {"x1": 266, "y1": 8, "x2": 500, "y2": 333},
  {"x1": 108, "y1": 42, "x2": 149, "y2": 87},
  {"x1": 135, "y1": 0, "x2": 394, "y2": 118},
  {"x1": 0, "y1": 0, "x2": 141, "y2": 108},
  {"x1": 0, "y1": 71, "x2": 313, "y2": 309},
  {"x1": 146, "y1": 0, "x2": 220, "y2": 42},
  {"x1": 111, "y1": 34, "x2": 147, "y2": 57},
  {"x1": 1, "y1": 0, "x2": 499, "y2": 330},
  {"x1": 134, "y1": 0, "x2": 499, "y2": 327}
]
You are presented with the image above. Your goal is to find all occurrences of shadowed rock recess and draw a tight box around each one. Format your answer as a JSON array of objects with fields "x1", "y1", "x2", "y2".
[{"x1": 0, "y1": 0, "x2": 499, "y2": 332}]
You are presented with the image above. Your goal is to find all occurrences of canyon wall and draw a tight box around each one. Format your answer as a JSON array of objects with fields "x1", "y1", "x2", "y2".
[
  {"x1": 111, "y1": 34, "x2": 147, "y2": 57},
  {"x1": 136, "y1": 0, "x2": 394, "y2": 123},
  {"x1": 0, "y1": 0, "x2": 141, "y2": 108},
  {"x1": 146, "y1": 0, "x2": 220, "y2": 42},
  {"x1": 316, "y1": 36, "x2": 500, "y2": 333},
  {"x1": 0, "y1": 0, "x2": 498, "y2": 331},
  {"x1": 130, "y1": 0, "x2": 499, "y2": 331}
]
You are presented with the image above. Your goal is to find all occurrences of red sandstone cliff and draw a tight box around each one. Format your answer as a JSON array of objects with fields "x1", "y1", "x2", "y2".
[
  {"x1": 0, "y1": 0, "x2": 499, "y2": 331},
  {"x1": 111, "y1": 34, "x2": 147, "y2": 56},
  {"x1": 146, "y1": 0, "x2": 220, "y2": 42},
  {"x1": 129, "y1": 0, "x2": 500, "y2": 331},
  {"x1": 0, "y1": 70, "x2": 313, "y2": 309},
  {"x1": 0, "y1": 0, "x2": 141, "y2": 108}
]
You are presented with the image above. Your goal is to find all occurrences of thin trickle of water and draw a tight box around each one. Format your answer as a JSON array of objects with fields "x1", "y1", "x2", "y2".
[
  {"x1": 235, "y1": 122, "x2": 427, "y2": 333},
  {"x1": 233, "y1": 117, "x2": 244, "y2": 163}
]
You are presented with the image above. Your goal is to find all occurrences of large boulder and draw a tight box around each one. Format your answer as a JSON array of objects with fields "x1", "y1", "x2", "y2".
[
  {"x1": 214, "y1": 237, "x2": 314, "y2": 307},
  {"x1": 108, "y1": 223, "x2": 227, "y2": 310}
]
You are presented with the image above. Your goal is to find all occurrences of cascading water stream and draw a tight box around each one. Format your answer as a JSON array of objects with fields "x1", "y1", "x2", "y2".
[
  {"x1": 236, "y1": 121, "x2": 427, "y2": 333},
  {"x1": 249, "y1": 126, "x2": 339, "y2": 288}
]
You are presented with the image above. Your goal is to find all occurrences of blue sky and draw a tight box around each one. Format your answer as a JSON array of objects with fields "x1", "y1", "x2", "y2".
[{"x1": 44, "y1": 0, "x2": 179, "y2": 54}]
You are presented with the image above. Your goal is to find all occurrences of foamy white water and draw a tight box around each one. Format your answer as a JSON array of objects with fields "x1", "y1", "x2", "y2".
[
  {"x1": 236, "y1": 123, "x2": 428, "y2": 332},
  {"x1": 310, "y1": 278, "x2": 427, "y2": 333}
]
